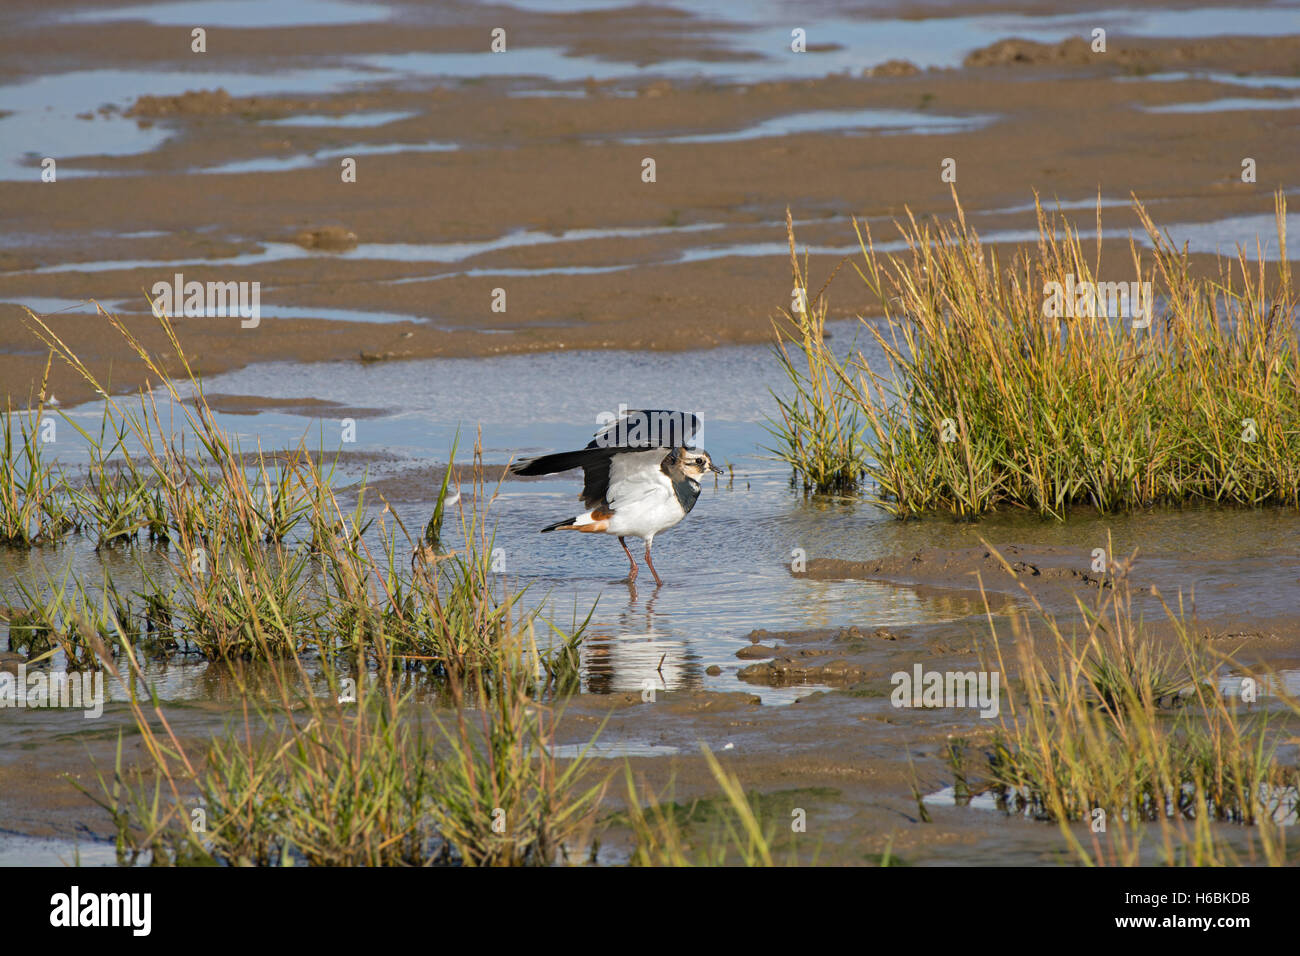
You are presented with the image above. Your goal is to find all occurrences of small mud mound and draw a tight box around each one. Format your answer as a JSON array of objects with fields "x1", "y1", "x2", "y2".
[
  {"x1": 738, "y1": 655, "x2": 866, "y2": 688},
  {"x1": 962, "y1": 34, "x2": 1297, "y2": 72},
  {"x1": 127, "y1": 88, "x2": 239, "y2": 117},
  {"x1": 734, "y1": 625, "x2": 904, "y2": 687},
  {"x1": 868, "y1": 59, "x2": 921, "y2": 77},
  {"x1": 744, "y1": 625, "x2": 903, "y2": 647},
  {"x1": 794, "y1": 544, "x2": 1122, "y2": 605},
  {"x1": 126, "y1": 88, "x2": 340, "y2": 118},
  {"x1": 197, "y1": 393, "x2": 386, "y2": 418},
  {"x1": 964, "y1": 37, "x2": 1095, "y2": 68},
  {"x1": 294, "y1": 226, "x2": 358, "y2": 250}
]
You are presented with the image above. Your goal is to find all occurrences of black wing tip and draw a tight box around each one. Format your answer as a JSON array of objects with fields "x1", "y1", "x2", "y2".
[
  {"x1": 509, "y1": 446, "x2": 617, "y2": 478},
  {"x1": 510, "y1": 454, "x2": 572, "y2": 476}
]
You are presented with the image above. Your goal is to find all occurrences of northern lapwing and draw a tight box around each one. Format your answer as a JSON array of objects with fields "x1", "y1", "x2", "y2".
[{"x1": 510, "y1": 410, "x2": 722, "y2": 586}]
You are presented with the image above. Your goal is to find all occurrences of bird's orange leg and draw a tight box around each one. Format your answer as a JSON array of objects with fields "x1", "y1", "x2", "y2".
[
  {"x1": 619, "y1": 536, "x2": 639, "y2": 583},
  {"x1": 644, "y1": 542, "x2": 663, "y2": 587}
]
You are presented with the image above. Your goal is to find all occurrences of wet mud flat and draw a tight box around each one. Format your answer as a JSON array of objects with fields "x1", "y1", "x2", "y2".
[{"x1": 2, "y1": 1, "x2": 1300, "y2": 407}]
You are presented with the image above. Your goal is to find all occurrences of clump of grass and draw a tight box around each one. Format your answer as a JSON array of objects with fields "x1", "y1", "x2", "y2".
[
  {"x1": 427, "y1": 623, "x2": 607, "y2": 866},
  {"x1": 422, "y1": 433, "x2": 459, "y2": 550},
  {"x1": 622, "y1": 746, "x2": 780, "y2": 866},
  {"x1": 765, "y1": 210, "x2": 867, "y2": 495},
  {"x1": 1067, "y1": 536, "x2": 1203, "y2": 711},
  {"x1": 2, "y1": 598, "x2": 57, "y2": 660},
  {"x1": 250, "y1": 454, "x2": 312, "y2": 544},
  {"x1": 79, "y1": 686, "x2": 446, "y2": 867},
  {"x1": 0, "y1": 358, "x2": 77, "y2": 546},
  {"x1": 956, "y1": 543, "x2": 1298, "y2": 866},
  {"x1": 67, "y1": 404, "x2": 152, "y2": 549},
  {"x1": 6, "y1": 570, "x2": 122, "y2": 669},
  {"x1": 822, "y1": 188, "x2": 1298, "y2": 516},
  {"x1": 75, "y1": 589, "x2": 604, "y2": 866},
  {"x1": 179, "y1": 532, "x2": 320, "y2": 661},
  {"x1": 398, "y1": 469, "x2": 524, "y2": 674}
]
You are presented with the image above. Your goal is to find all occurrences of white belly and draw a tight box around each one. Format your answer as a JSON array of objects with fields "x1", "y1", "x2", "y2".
[{"x1": 606, "y1": 486, "x2": 684, "y2": 541}]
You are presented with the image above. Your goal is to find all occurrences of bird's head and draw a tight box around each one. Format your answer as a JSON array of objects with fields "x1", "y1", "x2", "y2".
[{"x1": 675, "y1": 448, "x2": 723, "y2": 482}]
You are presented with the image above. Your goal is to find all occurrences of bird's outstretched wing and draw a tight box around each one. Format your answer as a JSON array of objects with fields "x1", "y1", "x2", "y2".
[
  {"x1": 604, "y1": 448, "x2": 675, "y2": 511},
  {"x1": 588, "y1": 409, "x2": 701, "y2": 451},
  {"x1": 509, "y1": 409, "x2": 697, "y2": 508},
  {"x1": 510, "y1": 445, "x2": 670, "y2": 508}
]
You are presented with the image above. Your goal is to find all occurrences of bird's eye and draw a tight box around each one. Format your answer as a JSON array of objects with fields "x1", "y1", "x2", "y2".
[{"x1": 695, "y1": 458, "x2": 704, "y2": 466}]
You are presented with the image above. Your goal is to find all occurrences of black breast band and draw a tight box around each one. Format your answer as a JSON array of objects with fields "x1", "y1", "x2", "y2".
[{"x1": 672, "y1": 476, "x2": 701, "y2": 513}]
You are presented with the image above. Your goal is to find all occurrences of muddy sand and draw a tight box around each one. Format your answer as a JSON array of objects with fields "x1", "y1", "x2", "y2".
[{"x1": 2, "y1": 2, "x2": 1299, "y2": 406}]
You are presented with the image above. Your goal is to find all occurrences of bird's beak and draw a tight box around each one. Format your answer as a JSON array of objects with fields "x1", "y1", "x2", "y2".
[{"x1": 710, "y1": 462, "x2": 724, "y2": 475}]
